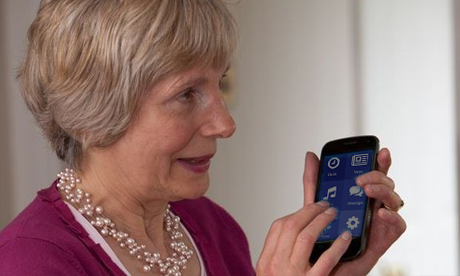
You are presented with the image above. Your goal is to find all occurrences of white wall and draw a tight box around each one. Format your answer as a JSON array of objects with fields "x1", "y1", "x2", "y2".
[
  {"x1": 208, "y1": 0, "x2": 359, "y2": 267},
  {"x1": 359, "y1": 0, "x2": 457, "y2": 275},
  {"x1": 209, "y1": 0, "x2": 458, "y2": 275},
  {"x1": 0, "y1": 0, "x2": 60, "y2": 226}
]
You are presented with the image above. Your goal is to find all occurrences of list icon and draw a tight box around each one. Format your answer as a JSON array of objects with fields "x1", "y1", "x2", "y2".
[{"x1": 351, "y1": 154, "x2": 368, "y2": 166}]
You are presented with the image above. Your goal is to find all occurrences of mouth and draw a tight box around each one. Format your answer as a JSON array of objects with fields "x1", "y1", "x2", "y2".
[{"x1": 177, "y1": 154, "x2": 214, "y2": 174}]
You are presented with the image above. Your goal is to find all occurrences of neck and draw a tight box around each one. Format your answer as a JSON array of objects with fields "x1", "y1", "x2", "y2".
[
  {"x1": 79, "y1": 148, "x2": 174, "y2": 244},
  {"x1": 58, "y1": 168, "x2": 194, "y2": 274},
  {"x1": 63, "y1": 165, "x2": 171, "y2": 255}
]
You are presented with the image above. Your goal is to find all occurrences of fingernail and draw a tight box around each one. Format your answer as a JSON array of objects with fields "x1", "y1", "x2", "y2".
[
  {"x1": 341, "y1": 231, "x2": 352, "y2": 240},
  {"x1": 317, "y1": 201, "x2": 329, "y2": 207},
  {"x1": 356, "y1": 177, "x2": 363, "y2": 186},
  {"x1": 325, "y1": 207, "x2": 336, "y2": 215}
]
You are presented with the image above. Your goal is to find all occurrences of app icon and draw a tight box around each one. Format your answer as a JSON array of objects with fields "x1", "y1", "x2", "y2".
[
  {"x1": 346, "y1": 216, "x2": 360, "y2": 230},
  {"x1": 322, "y1": 224, "x2": 332, "y2": 234},
  {"x1": 349, "y1": 186, "x2": 364, "y2": 197},
  {"x1": 351, "y1": 154, "x2": 368, "y2": 166},
  {"x1": 323, "y1": 186, "x2": 337, "y2": 201},
  {"x1": 328, "y1": 157, "x2": 340, "y2": 169}
]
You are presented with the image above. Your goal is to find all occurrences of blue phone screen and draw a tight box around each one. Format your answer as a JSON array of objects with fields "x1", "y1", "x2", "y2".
[{"x1": 317, "y1": 149, "x2": 374, "y2": 241}]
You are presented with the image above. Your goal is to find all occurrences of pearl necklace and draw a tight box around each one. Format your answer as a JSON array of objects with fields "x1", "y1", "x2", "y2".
[{"x1": 57, "y1": 169, "x2": 193, "y2": 276}]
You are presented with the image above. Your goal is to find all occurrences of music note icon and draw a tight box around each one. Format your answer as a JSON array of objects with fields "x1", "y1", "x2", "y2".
[{"x1": 323, "y1": 186, "x2": 337, "y2": 201}]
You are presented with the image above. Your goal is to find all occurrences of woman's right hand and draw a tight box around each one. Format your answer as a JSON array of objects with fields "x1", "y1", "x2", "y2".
[
  {"x1": 256, "y1": 200, "x2": 352, "y2": 276},
  {"x1": 256, "y1": 150, "x2": 406, "y2": 276}
]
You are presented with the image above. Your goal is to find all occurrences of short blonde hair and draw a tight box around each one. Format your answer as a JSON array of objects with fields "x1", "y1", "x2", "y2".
[{"x1": 19, "y1": 0, "x2": 237, "y2": 169}]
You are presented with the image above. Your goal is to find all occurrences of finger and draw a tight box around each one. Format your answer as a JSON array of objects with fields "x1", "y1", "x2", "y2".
[
  {"x1": 308, "y1": 231, "x2": 352, "y2": 276},
  {"x1": 377, "y1": 208, "x2": 407, "y2": 228},
  {"x1": 257, "y1": 217, "x2": 285, "y2": 270},
  {"x1": 376, "y1": 148, "x2": 392, "y2": 175},
  {"x1": 362, "y1": 184, "x2": 403, "y2": 211},
  {"x1": 273, "y1": 202, "x2": 329, "y2": 262},
  {"x1": 356, "y1": 171, "x2": 395, "y2": 190},
  {"x1": 326, "y1": 208, "x2": 407, "y2": 276},
  {"x1": 361, "y1": 210, "x2": 406, "y2": 264},
  {"x1": 289, "y1": 207, "x2": 337, "y2": 269},
  {"x1": 303, "y1": 151, "x2": 320, "y2": 206},
  {"x1": 350, "y1": 208, "x2": 407, "y2": 275}
]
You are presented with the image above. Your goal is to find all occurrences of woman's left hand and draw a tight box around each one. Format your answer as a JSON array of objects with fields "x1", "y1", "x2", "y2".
[{"x1": 303, "y1": 148, "x2": 407, "y2": 276}]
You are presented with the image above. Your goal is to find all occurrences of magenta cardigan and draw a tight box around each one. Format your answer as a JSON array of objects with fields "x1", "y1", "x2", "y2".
[{"x1": 0, "y1": 181, "x2": 255, "y2": 276}]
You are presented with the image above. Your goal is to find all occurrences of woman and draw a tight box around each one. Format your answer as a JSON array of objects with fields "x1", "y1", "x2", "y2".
[{"x1": 0, "y1": 0, "x2": 406, "y2": 275}]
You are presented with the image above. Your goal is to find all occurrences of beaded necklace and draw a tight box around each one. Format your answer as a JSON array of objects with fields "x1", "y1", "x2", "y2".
[{"x1": 57, "y1": 168, "x2": 193, "y2": 276}]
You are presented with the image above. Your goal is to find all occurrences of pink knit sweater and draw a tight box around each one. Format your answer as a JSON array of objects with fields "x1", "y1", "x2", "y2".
[{"x1": 0, "y1": 181, "x2": 255, "y2": 276}]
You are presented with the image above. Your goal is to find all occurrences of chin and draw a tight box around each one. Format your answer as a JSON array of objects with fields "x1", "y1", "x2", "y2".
[
  {"x1": 171, "y1": 177, "x2": 210, "y2": 201},
  {"x1": 187, "y1": 179, "x2": 210, "y2": 199}
]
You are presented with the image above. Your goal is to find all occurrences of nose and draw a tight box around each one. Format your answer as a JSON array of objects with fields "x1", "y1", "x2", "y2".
[{"x1": 201, "y1": 97, "x2": 236, "y2": 139}]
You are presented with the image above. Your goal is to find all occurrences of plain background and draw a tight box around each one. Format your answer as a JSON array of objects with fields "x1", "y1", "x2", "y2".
[{"x1": 1, "y1": 1, "x2": 458, "y2": 275}]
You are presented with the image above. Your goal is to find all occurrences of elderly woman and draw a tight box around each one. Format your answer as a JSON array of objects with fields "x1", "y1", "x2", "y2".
[{"x1": 0, "y1": 0, "x2": 406, "y2": 275}]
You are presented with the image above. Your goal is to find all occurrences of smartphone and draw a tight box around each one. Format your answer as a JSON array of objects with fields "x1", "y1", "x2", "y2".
[{"x1": 309, "y1": 135, "x2": 379, "y2": 263}]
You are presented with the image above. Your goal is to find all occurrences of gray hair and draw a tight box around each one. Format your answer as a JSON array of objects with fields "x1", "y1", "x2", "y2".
[{"x1": 18, "y1": 0, "x2": 238, "y2": 169}]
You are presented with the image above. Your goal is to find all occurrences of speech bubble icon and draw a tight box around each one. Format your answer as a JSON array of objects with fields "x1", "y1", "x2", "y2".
[{"x1": 349, "y1": 186, "x2": 363, "y2": 197}]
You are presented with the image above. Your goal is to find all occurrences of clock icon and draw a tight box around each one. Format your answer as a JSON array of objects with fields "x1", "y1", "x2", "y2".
[{"x1": 328, "y1": 157, "x2": 340, "y2": 169}]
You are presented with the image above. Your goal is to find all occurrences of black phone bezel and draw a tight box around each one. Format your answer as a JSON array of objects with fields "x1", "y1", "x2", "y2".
[{"x1": 309, "y1": 135, "x2": 380, "y2": 263}]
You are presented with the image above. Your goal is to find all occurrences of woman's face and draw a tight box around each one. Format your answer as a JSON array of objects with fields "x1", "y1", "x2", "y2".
[{"x1": 103, "y1": 64, "x2": 235, "y2": 202}]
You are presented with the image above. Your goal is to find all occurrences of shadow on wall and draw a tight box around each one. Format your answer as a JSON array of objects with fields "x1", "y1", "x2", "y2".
[{"x1": 0, "y1": 0, "x2": 12, "y2": 228}]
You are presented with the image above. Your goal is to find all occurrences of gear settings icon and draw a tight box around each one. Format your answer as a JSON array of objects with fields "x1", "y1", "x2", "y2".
[{"x1": 346, "y1": 216, "x2": 360, "y2": 230}]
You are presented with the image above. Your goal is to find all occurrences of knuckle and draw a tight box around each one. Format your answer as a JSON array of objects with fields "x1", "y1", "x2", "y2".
[
  {"x1": 382, "y1": 187, "x2": 392, "y2": 198},
  {"x1": 255, "y1": 261, "x2": 266, "y2": 275},
  {"x1": 297, "y1": 230, "x2": 316, "y2": 245},
  {"x1": 383, "y1": 175, "x2": 394, "y2": 186},
  {"x1": 263, "y1": 257, "x2": 282, "y2": 275},
  {"x1": 375, "y1": 172, "x2": 388, "y2": 182},
  {"x1": 283, "y1": 217, "x2": 298, "y2": 231},
  {"x1": 271, "y1": 218, "x2": 284, "y2": 230},
  {"x1": 370, "y1": 171, "x2": 386, "y2": 182},
  {"x1": 399, "y1": 219, "x2": 408, "y2": 234},
  {"x1": 256, "y1": 259, "x2": 279, "y2": 276},
  {"x1": 358, "y1": 173, "x2": 369, "y2": 183},
  {"x1": 401, "y1": 219, "x2": 408, "y2": 233},
  {"x1": 360, "y1": 171, "x2": 380, "y2": 184},
  {"x1": 255, "y1": 261, "x2": 264, "y2": 273},
  {"x1": 387, "y1": 176, "x2": 394, "y2": 184},
  {"x1": 304, "y1": 203, "x2": 326, "y2": 214},
  {"x1": 387, "y1": 177, "x2": 396, "y2": 188},
  {"x1": 266, "y1": 264, "x2": 278, "y2": 275},
  {"x1": 319, "y1": 254, "x2": 337, "y2": 270},
  {"x1": 391, "y1": 214, "x2": 407, "y2": 235}
]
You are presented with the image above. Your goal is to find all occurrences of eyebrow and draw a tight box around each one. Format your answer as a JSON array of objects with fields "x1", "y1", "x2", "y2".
[
  {"x1": 178, "y1": 77, "x2": 208, "y2": 89},
  {"x1": 174, "y1": 66, "x2": 230, "y2": 90}
]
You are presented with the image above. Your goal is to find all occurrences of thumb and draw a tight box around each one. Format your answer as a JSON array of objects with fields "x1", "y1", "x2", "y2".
[{"x1": 303, "y1": 151, "x2": 319, "y2": 206}]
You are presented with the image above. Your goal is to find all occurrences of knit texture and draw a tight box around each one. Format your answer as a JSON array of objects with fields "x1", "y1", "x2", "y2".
[{"x1": 0, "y1": 181, "x2": 255, "y2": 276}]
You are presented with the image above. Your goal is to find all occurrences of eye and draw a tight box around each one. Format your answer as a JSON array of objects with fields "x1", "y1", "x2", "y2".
[
  {"x1": 177, "y1": 88, "x2": 197, "y2": 103},
  {"x1": 219, "y1": 74, "x2": 228, "y2": 91}
]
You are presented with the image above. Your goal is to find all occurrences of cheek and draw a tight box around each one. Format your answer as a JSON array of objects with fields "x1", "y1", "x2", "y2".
[
  {"x1": 152, "y1": 123, "x2": 197, "y2": 154},
  {"x1": 123, "y1": 107, "x2": 199, "y2": 163}
]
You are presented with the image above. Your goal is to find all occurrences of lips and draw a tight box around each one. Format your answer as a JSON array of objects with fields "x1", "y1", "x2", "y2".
[{"x1": 177, "y1": 155, "x2": 214, "y2": 173}]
